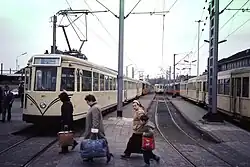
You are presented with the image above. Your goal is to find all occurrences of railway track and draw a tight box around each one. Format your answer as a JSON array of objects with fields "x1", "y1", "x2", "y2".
[
  {"x1": 0, "y1": 96, "x2": 139, "y2": 167},
  {"x1": 0, "y1": 125, "x2": 85, "y2": 167},
  {"x1": 154, "y1": 94, "x2": 235, "y2": 167}
]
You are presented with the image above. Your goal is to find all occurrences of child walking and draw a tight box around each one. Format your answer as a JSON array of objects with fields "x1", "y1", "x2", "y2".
[{"x1": 139, "y1": 114, "x2": 160, "y2": 166}]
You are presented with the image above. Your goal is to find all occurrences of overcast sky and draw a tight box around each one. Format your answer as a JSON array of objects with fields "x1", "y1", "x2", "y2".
[{"x1": 0, "y1": 0, "x2": 250, "y2": 79}]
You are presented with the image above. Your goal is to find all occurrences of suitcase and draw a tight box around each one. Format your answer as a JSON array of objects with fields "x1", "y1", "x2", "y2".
[
  {"x1": 142, "y1": 136, "x2": 155, "y2": 151},
  {"x1": 58, "y1": 126, "x2": 74, "y2": 147}
]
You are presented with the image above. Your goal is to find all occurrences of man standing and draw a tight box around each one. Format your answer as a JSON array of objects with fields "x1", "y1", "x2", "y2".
[
  {"x1": 18, "y1": 82, "x2": 24, "y2": 108},
  {"x1": 2, "y1": 85, "x2": 14, "y2": 122}
]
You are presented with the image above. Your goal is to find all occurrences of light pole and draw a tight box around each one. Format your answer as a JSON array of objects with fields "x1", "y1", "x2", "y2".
[
  {"x1": 16, "y1": 52, "x2": 27, "y2": 71},
  {"x1": 126, "y1": 64, "x2": 133, "y2": 77},
  {"x1": 114, "y1": 0, "x2": 169, "y2": 117},
  {"x1": 173, "y1": 52, "x2": 191, "y2": 97},
  {"x1": 184, "y1": 59, "x2": 197, "y2": 76},
  {"x1": 195, "y1": 20, "x2": 203, "y2": 76}
]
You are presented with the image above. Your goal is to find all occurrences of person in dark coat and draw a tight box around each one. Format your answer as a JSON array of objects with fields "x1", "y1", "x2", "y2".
[
  {"x1": 58, "y1": 92, "x2": 78, "y2": 154},
  {"x1": 18, "y1": 82, "x2": 24, "y2": 108},
  {"x1": 2, "y1": 85, "x2": 14, "y2": 122}
]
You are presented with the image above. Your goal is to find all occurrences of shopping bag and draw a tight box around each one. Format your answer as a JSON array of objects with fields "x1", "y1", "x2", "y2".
[
  {"x1": 58, "y1": 130, "x2": 74, "y2": 147},
  {"x1": 57, "y1": 125, "x2": 74, "y2": 147},
  {"x1": 142, "y1": 136, "x2": 155, "y2": 150}
]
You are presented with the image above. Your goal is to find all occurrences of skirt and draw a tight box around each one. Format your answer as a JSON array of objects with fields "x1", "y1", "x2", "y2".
[{"x1": 124, "y1": 133, "x2": 143, "y2": 155}]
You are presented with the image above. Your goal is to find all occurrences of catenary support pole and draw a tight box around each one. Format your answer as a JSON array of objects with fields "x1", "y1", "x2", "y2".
[
  {"x1": 52, "y1": 15, "x2": 57, "y2": 54},
  {"x1": 117, "y1": 0, "x2": 125, "y2": 117},
  {"x1": 202, "y1": 0, "x2": 223, "y2": 122}
]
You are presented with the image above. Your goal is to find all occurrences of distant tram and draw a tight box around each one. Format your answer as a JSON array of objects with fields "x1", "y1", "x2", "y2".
[{"x1": 154, "y1": 84, "x2": 164, "y2": 94}]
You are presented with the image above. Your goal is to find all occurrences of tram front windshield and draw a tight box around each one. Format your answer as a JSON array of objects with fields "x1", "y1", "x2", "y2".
[{"x1": 34, "y1": 67, "x2": 57, "y2": 91}]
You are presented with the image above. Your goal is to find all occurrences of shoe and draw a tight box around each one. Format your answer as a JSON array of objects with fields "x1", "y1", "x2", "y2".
[
  {"x1": 59, "y1": 151, "x2": 69, "y2": 154},
  {"x1": 106, "y1": 153, "x2": 114, "y2": 164},
  {"x1": 144, "y1": 163, "x2": 150, "y2": 167},
  {"x1": 83, "y1": 158, "x2": 94, "y2": 162},
  {"x1": 155, "y1": 156, "x2": 160, "y2": 163},
  {"x1": 71, "y1": 141, "x2": 78, "y2": 150},
  {"x1": 120, "y1": 154, "x2": 130, "y2": 158}
]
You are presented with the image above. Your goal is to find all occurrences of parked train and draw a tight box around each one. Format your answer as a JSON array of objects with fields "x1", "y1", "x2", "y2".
[
  {"x1": 165, "y1": 82, "x2": 180, "y2": 96},
  {"x1": 23, "y1": 54, "x2": 152, "y2": 125},
  {"x1": 154, "y1": 84, "x2": 164, "y2": 94},
  {"x1": 180, "y1": 66, "x2": 250, "y2": 121}
]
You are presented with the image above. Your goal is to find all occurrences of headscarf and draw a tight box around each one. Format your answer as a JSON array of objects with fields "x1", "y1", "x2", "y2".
[{"x1": 133, "y1": 100, "x2": 145, "y2": 110}]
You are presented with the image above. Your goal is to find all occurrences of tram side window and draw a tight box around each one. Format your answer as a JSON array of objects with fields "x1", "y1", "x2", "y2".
[
  {"x1": 61, "y1": 68, "x2": 74, "y2": 91},
  {"x1": 109, "y1": 77, "x2": 113, "y2": 90},
  {"x1": 105, "y1": 76, "x2": 109, "y2": 90},
  {"x1": 100, "y1": 74, "x2": 104, "y2": 91},
  {"x1": 236, "y1": 78, "x2": 241, "y2": 97},
  {"x1": 242, "y1": 77, "x2": 249, "y2": 97},
  {"x1": 93, "y1": 72, "x2": 99, "y2": 91},
  {"x1": 224, "y1": 79, "x2": 230, "y2": 95},
  {"x1": 25, "y1": 68, "x2": 31, "y2": 90},
  {"x1": 35, "y1": 67, "x2": 57, "y2": 91},
  {"x1": 82, "y1": 70, "x2": 92, "y2": 91},
  {"x1": 113, "y1": 78, "x2": 117, "y2": 90},
  {"x1": 218, "y1": 79, "x2": 224, "y2": 94},
  {"x1": 77, "y1": 69, "x2": 80, "y2": 92}
]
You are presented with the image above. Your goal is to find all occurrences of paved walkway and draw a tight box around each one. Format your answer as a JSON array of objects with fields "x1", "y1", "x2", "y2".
[
  {"x1": 31, "y1": 94, "x2": 195, "y2": 167},
  {"x1": 169, "y1": 96, "x2": 250, "y2": 160},
  {"x1": 0, "y1": 99, "x2": 32, "y2": 135}
]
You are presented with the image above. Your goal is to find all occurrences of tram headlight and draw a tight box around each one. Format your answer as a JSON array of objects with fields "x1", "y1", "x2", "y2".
[{"x1": 40, "y1": 102, "x2": 47, "y2": 109}]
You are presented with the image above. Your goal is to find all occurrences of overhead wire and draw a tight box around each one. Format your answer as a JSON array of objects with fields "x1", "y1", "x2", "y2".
[
  {"x1": 84, "y1": 0, "x2": 117, "y2": 43},
  {"x1": 224, "y1": 16, "x2": 250, "y2": 39},
  {"x1": 190, "y1": 1, "x2": 208, "y2": 54},
  {"x1": 84, "y1": 0, "x2": 139, "y2": 68},
  {"x1": 95, "y1": 0, "x2": 118, "y2": 18},
  {"x1": 168, "y1": 0, "x2": 178, "y2": 11},
  {"x1": 125, "y1": 0, "x2": 144, "y2": 18},
  {"x1": 187, "y1": 0, "x2": 209, "y2": 64},
  {"x1": 220, "y1": 0, "x2": 234, "y2": 14},
  {"x1": 220, "y1": 0, "x2": 250, "y2": 30}
]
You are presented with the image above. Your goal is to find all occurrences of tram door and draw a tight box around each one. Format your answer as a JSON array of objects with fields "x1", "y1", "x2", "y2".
[{"x1": 231, "y1": 77, "x2": 241, "y2": 115}]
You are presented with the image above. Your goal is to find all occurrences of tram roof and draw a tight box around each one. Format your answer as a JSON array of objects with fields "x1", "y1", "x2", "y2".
[{"x1": 29, "y1": 54, "x2": 140, "y2": 82}]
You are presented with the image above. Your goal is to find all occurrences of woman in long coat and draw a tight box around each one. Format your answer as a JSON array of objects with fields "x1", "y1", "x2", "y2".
[
  {"x1": 121, "y1": 100, "x2": 145, "y2": 158},
  {"x1": 59, "y1": 92, "x2": 78, "y2": 154},
  {"x1": 83, "y1": 94, "x2": 112, "y2": 162}
]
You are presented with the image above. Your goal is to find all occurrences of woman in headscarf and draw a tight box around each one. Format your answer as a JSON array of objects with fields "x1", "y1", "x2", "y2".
[
  {"x1": 58, "y1": 92, "x2": 78, "y2": 154},
  {"x1": 121, "y1": 100, "x2": 145, "y2": 158}
]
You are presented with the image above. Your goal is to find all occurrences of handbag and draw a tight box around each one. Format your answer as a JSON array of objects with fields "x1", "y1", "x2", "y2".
[
  {"x1": 57, "y1": 125, "x2": 74, "y2": 147},
  {"x1": 142, "y1": 135, "x2": 155, "y2": 151}
]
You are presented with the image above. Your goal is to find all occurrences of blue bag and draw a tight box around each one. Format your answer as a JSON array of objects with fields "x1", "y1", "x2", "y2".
[{"x1": 80, "y1": 137, "x2": 108, "y2": 159}]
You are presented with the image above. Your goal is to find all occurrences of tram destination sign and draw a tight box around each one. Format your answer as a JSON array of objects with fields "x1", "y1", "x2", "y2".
[{"x1": 32, "y1": 56, "x2": 61, "y2": 66}]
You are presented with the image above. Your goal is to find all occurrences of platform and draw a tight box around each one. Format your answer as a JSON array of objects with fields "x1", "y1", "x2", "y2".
[
  {"x1": 0, "y1": 98, "x2": 32, "y2": 135},
  {"x1": 30, "y1": 94, "x2": 196, "y2": 167},
  {"x1": 168, "y1": 96, "x2": 250, "y2": 156}
]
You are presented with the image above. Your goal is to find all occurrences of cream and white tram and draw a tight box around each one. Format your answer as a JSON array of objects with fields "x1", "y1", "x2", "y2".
[
  {"x1": 180, "y1": 66, "x2": 250, "y2": 121},
  {"x1": 23, "y1": 54, "x2": 144, "y2": 124}
]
